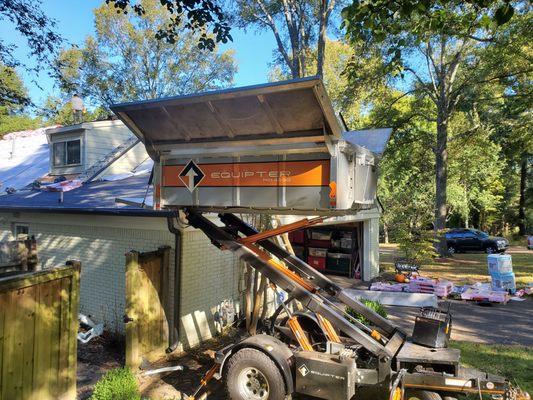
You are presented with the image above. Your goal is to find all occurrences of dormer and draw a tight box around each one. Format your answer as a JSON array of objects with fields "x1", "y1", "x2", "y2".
[{"x1": 46, "y1": 120, "x2": 136, "y2": 176}]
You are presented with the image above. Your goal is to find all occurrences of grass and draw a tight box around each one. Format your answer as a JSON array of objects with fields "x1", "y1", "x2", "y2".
[
  {"x1": 450, "y1": 341, "x2": 533, "y2": 395},
  {"x1": 380, "y1": 244, "x2": 533, "y2": 285}
]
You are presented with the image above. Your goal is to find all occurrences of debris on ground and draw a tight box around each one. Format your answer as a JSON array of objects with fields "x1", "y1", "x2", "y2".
[{"x1": 78, "y1": 314, "x2": 104, "y2": 344}]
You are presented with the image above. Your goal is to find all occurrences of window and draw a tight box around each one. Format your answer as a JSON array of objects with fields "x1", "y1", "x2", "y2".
[
  {"x1": 14, "y1": 224, "x2": 29, "y2": 238},
  {"x1": 53, "y1": 139, "x2": 81, "y2": 166}
]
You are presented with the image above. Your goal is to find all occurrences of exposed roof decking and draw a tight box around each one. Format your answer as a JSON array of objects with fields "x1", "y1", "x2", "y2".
[{"x1": 111, "y1": 77, "x2": 343, "y2": 146}]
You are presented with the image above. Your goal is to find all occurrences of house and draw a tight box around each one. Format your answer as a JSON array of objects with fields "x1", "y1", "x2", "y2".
[{"x1": 0, "y1": 122, "x2": 240, "y2": 351}]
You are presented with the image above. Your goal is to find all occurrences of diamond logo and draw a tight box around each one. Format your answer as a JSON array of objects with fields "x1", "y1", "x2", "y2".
[
  {"x1": 298, "y1": 364, "x2": 310, "y2": 377},
  {"x1": 178, "y1": 160, "x2": 205, "y2": 192}
]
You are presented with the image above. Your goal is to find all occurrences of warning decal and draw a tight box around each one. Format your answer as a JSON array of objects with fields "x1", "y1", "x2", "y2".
[{"x1": 178, "y1": 160, "x2": 206, "y2": 192}]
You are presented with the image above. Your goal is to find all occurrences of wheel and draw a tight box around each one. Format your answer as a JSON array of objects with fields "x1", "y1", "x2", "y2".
[
  {"x1": 485, "y1": 246, "x2": 496, "y2": 254},
  {"x1": 225, "y1": 348, "x2": 287, "y2": 400},
  {"x1": 448, "y1": 246, "x2": 456, "y2": 254},
  {"x1": 405, "y1": 390, "x2": 442, "y2": 400}
]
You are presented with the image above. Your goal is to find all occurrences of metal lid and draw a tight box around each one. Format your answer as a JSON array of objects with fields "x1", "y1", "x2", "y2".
[{"x1": 110, "y1": 77, "x2": 343, "y2": 146}]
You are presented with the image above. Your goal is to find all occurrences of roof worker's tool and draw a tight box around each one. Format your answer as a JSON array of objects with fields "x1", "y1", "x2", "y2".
[
  {"x1": 188, "y1": 363, "x2": 219, "y2": 400},
  {"x1": 111, "y1": 78, "x2": 529, "y2": 400}
]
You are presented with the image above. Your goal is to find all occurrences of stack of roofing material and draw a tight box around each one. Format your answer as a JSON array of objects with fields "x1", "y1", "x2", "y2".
[
  {"x1": 369, "y1": 282, "x2": 408, "y2": 292},
  {"x1": 487, "y1": 254, "x2": 516, "y2": 294},
  {"x1": 461, "y1": 284, "x2": 510, "y2": 303},
  {"x1": 408, "y1": 276, "x2": 454, "y2": 298}
]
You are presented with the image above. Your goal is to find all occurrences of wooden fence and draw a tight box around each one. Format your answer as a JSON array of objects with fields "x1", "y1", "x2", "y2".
[
  {"x1": 0, "y1": 261, "x2": 80, "y2": 400},
  {"x1": 0, "y1": 237, "x2": 38, "y2": 273},
  {"x1": 125, "y1": 247, "x2": 170, "y2": 369}
]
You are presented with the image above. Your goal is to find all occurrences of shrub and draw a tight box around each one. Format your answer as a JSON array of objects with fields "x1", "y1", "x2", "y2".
[
  {"x1": 90, "y1": 368, "x2": 141, "y2": 400},
  {"x1": 346, "y1": 299, "x2": 388, "y2": 326},
  {"x1": 397, "y1": 229, "x2": 438, "y2": 263}
]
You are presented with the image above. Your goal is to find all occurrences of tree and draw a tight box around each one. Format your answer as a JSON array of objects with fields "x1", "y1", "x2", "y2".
[
  {"x1": 56, "y1": 0, "x2": 237, "y2": 108},
  {"x1": 0, "y1": 0, "x2": 63, "y2": 107},
  {"x1": 106, "y1": 0, "x2": 232, "y2": 50},
  {"x1": 0, "y1": 65, "x2": 40, "y2": 135},
  {"x1": 343, "y1": 0, "x2": 530, "y2": 254},
  {"x1": 232, "y1": 0, "x2": 339, "y2": 78}
]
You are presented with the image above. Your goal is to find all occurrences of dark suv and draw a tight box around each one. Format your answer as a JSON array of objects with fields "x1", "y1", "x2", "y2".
[{"x1": 445, "y1": 229, "x2": 509, "y2": 254}]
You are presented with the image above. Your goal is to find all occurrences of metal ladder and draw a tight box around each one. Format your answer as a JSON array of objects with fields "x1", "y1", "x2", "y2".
[{"x1": 78, "y1": 135, "x2": 140, "y2": 183}]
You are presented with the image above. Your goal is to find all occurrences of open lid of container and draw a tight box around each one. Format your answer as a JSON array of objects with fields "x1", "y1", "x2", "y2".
[{"x1": 110, "y1": 76, "x2": 343, "y2": 152}]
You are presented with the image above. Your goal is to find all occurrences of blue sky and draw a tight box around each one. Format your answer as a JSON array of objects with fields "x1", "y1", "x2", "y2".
[{"x1": 0, "y1": 0, "x2": 278, "y2": 106}]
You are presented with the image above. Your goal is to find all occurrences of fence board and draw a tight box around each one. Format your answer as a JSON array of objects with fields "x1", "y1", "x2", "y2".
[{"x1": 0, "y1": 263, "x2": 79, "y2": 400}]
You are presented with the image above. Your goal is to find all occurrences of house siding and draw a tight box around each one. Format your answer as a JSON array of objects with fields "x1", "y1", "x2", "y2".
[
  {"x1": 0, "y1": 212, "x2": 241, "y2": 350},
  {"x1": 85, "y1": 121, "x2": 134, "y2": 168}
]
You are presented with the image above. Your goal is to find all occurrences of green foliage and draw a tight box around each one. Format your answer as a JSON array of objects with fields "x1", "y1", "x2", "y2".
[
  {"x1": 38, "y1": 96, "x2": 108, "y2": 126},
  {"x1": 106, "y1": 0, "x2": 232, "y2": 51},
  {"x1": 56, "y1": 0, "x2": 237, "y2": 108},
  {"x1": 346, "y1": 299, "x2": 387, "y2": 326},
  {"x1": 0, "y1": 0, "x2": 63, "y2": 108},
  {"x1": 397, "y1": 230, "x2": 438, "y2": 264},
  {"x1": 90, "y1": 368, "x2": 141, "y2": 400},
  {"x1": 0, "y1": 65, "x2": 40, "y2": 136}
]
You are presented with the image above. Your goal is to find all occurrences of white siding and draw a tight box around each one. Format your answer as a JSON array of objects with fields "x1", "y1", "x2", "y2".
[
  {"x1": 96, "y1": 142, "x2": 150, "y2": 178},
  {"x1": 84, "y1": 121, "x2": 135, "y2": 168}
]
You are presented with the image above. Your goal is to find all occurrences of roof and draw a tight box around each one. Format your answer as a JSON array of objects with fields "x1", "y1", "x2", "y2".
[
  {"x1": 342, "y1": 128, "x2": 393, "y2": 156},
  {"x1": 45, "y1": 119, "x2": 124, "y2": 136},
  {"x1": 111, "y1": 76, "x2": 343, "y2": 147},
  {"x1": 0, "y1": 174, "x2": 171, "y2": 217},
  {"x1": 0, "y1": 127, "x2": 53, "y2": 191}
]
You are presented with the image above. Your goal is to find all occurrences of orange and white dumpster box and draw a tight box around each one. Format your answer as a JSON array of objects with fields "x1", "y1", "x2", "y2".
[{"x1": 111, "y1": 77, "x2": 391, "y2": 215}]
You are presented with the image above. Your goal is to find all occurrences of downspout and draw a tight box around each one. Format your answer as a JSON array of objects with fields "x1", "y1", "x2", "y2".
[{"x1": 166, "y1": 215, "x2": 182, "y2": 353}]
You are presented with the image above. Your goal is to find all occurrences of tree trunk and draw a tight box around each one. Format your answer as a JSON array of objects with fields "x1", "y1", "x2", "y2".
[
  {"x1": 383, "y1": 222, "x2": 389, "y2": 244},
  {"x1": 518, "y1": 155, "x2": 527, "y2": 236},
  {"x1": 434, "y1": 115, "x2": 449, "y2": 256}
]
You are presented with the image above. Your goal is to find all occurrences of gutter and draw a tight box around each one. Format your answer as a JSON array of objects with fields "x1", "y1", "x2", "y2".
[
  {"x1": 166, "y1": 216, "x2": 182, "y2": 353},
  {"x1": 0, "y1": 206, "x2": 177, "y2": 218}
]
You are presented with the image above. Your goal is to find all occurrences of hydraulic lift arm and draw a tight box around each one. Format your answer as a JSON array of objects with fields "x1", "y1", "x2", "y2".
[
  {"x1": 218, "y1": 212, "x2": 401, "y2": 337},
  {"x1": 185, "y1": 209, "x2": 404, "y2": 359}
]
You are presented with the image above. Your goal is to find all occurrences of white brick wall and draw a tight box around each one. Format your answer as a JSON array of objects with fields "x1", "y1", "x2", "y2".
[
  {"x1": 179, "y1": 229, "x2": 240, "y2": 349},
  {"x1": 0, "y1": 212, "x2": 241, "y2": 350}
]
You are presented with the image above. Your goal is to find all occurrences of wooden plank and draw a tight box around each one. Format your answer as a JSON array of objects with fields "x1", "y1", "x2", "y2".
[
  {"x1": 125, "y1": 252, "x2": 141, "y2": 370},
  {"x1": 65, "y1": 263, "x2": 80, "y2": 400},
  {"x1": 1, "y1": 289, "x2": 23, "y2": 399},
  {"x1": 57, "y1": 277, "x2": 70, "y2": 397},
  {"x1": 47, "y1": 278, "x2": 62, "y2": 398},
  {"x1": 0, "y1": 292, "x2": 6, "y2": 397},
  {"x1": 32, "y1": 278, "x2": 53, "y2": 400},
  {"x1": 21, "y1": 285, "x2": 37, "y2": 400}
]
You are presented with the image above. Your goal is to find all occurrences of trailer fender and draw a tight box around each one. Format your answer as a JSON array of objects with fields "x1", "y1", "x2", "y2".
[{"x1": 220, "y1": 334, "x2": 295, "y2": 394}]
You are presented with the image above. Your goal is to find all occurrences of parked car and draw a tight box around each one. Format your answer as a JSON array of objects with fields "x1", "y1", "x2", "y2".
[
  {"x1": 528, "y1": 235, "x2": 533, "y2": 250},
  {"x1": 445, "y1": 228, "x2": 509, "y2": 254}
]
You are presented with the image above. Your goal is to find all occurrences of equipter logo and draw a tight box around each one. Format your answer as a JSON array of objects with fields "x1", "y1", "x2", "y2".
[
  {"x1": 298, "y1": 364, "x2": 310, "y2": 377},
  {"x1": 178, "y1": 160, "x2": 205, "y2": 192}
]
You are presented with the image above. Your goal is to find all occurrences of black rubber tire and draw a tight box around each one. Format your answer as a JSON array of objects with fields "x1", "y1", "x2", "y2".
[
  {"x1": 405, "y1": 390, "x2": 443, "y2": 400},
  {"x1": 225, "y1": 348, "x2": 287, "y2": 400}
]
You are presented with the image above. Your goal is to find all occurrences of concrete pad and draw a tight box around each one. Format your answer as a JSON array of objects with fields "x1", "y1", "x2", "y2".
[{"x1": 345, "y1": 289, "x2": 438, "y2": 308}]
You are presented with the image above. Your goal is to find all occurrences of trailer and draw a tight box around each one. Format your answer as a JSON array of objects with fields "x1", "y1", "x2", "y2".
[{"x1": 111, "y1": 78, "x2": 529, "y2": 400}]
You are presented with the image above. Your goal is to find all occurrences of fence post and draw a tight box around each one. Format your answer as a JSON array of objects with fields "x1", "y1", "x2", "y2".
[{"x1": 125, "y1": 251, "x2": 140, "y2": 370}]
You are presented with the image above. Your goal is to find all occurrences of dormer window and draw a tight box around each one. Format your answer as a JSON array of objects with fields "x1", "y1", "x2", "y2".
[{"x1": 53, "y1": 139, "x2": 81, "y2": 166}]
